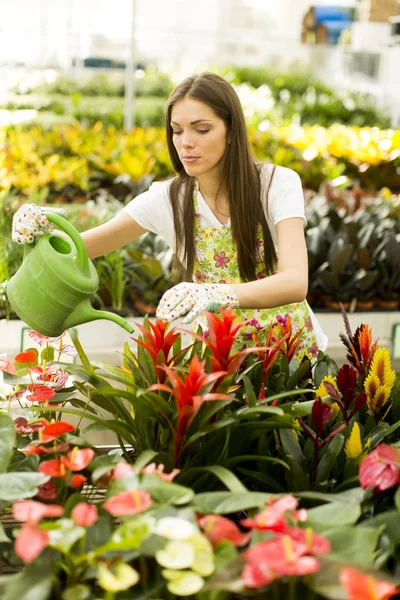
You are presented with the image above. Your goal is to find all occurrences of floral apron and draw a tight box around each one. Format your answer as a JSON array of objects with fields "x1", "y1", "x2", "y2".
[{"x1": 192, "y1": 185, "x2": 319, "y2": 360}]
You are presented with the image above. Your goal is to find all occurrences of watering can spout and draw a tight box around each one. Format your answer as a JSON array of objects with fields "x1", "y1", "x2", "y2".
[{"x1": 62, "y1": 300, "x2": 134, "y2": 334}]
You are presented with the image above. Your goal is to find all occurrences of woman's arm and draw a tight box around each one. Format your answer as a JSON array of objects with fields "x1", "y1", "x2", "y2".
[
  {"x1": 81, "y1": 212, "x2": 148, "y2": 259},
  {"x1": 230, "y1": 217, "x2": 308, "y2": 309}
]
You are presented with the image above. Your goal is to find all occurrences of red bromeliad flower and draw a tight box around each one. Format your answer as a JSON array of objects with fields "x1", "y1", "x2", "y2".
[
  {"x1": 12, "y1": 500, "x2": 64, "y2": 523},
  {"x1": 243, "y1": 536, "x2": 320, "y2": 588},
  {"x1": 15, "y1": 523, "x2": 49, "y2": 564},
  {"x1": 133, "y1": 319, "x2": 181, "y2": 382},
  {"x1": 198, "y1": 515, "x2": 252, "y2": 548},
  {"x1": 26, "y1": 384, "x2": 56, "y2": 403},
  {"x1": 359, "y1": 444, "x2": 400, "y2": 493},
  {"x1": 312, "y1": 397, "x2": 332, "y2": 439},
  {"x1": 339, "y1": 567, "x2": 399, "y2": 600},
  {"x1": 103, "y1": 489, "x2": 152, "y2": 516},
  {"x1": 274, "y1": 315, "x2": 304, "y2": 363},
  {"x1": 71, "y1": 503, "x2": 98, "y2": 527},
  {"x1": 150, "y1": 354, "x2": 232, "y2": 462},
  {"x1": 252, "y1": 326, "x2": 291, "y2": 400}
]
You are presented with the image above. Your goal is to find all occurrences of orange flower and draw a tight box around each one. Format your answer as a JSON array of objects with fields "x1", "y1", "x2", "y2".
[{"x1": 340, "y1": 566, "x2": 399, "y2": 600}]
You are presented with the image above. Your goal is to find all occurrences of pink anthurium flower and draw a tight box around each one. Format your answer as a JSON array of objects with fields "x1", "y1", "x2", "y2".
[
  {"x1": 71, "y1": 474, "x2": 87, "y2": 488},
  {"x1": 339, "y1": 567, "x2": 399, "y2": 600},
  {"x1": 28, "y1": 330, "x2": 66, "y2": 346},
  {"x1": 103, "y1": 489, "x2": 152, "y2": 516},
  {"x1": 12, "y1": 500, "x2": 64, "y2": 523},
  {"x1": 284, "y1": 527, "x2": 331, "y2": 555},
  {"x1": 71, "y1": 503, "x2": 98, "y2": 527},
  {"x1": 15, "y1": 523, "x2": 49, "y2": 564},
  {"x1": 140, "y1": 463, "x2": 181, "y2": 482},
  {"x1": 0, "y1": 353, "x2": 16, "y2": 374},
  {"x1": 359, "y1": 444, "x2": 400, "y2": 493},
  {"x1": 113, "y1": 461, "x2": 135, "y2": 480},
  {"x1": 241, "y1": 495, "x2": 300, "y2": 532},
  {"x1": 38, "y1": 458, "x2": 65, "y2": 478},
  {"x1": 198, "y1": 515, "x2": 252, "y2": 548},
  {"x1": 61, "y1": 448, "x2": 96, "y2": 471},
  {"x1": 26, "y1": 384, "x2": 56, "y2": 403}
]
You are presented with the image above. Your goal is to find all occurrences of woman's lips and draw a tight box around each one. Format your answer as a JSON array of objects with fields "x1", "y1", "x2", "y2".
[{"x1": 182, "y1": 156, "x2": 200, "y2": 163}]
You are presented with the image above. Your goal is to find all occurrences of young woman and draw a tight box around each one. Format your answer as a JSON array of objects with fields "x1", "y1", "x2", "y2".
[{"x1": 12, "y1": 72, "x2": 327, "y2": 358}]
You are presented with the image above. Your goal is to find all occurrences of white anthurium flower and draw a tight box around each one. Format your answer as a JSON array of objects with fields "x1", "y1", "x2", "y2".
[
  {"x1": 98, "y1": 562, "x2": 139, "y2": 592},
  {"x1": 155, "y1": 517, "x2": 197, "y2": 540},
  {"x1": 155, "y1": 540, "x2": 195, "y2": 570},
  {"x1": 189, "y1": 533, "x2": 215, "y2": 577},
  {"x1": 162, "y1": 569, "x2": 204, "y2": 596}
]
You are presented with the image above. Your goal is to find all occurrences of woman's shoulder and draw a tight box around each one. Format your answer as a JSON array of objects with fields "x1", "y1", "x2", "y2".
[{"x1": 259, "y1": 162, "x2": 302, "y2": 189}]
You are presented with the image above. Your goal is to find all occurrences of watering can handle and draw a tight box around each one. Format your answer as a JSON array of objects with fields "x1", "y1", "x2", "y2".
[{"x1": 44, "y1": 211, "x2": 90, "y2": 275}]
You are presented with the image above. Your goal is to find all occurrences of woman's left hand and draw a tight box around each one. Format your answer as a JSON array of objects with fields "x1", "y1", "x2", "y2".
[{"x1": 156, "y1": 282, "x2": 239, "y2": 323}]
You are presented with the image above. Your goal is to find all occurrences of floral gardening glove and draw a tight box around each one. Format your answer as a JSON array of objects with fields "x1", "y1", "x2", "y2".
[
  {"x1": 156, "y1": 282, "x2": 240, "y2": 324},
  {"x1": 12, "y1": 204, "x2": 66, "y2": 244}
]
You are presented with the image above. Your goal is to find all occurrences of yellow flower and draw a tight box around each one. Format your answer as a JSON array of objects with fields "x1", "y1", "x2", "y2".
[
  {"x1": 316, "y1": 375, "x2": 338, "y2": 398},
  {"x1": 345, "y1": 422, "x2": 363, "y2": 459},
  {"x1": 364, "y1": 348, "x2": 396, "y2": 417}
]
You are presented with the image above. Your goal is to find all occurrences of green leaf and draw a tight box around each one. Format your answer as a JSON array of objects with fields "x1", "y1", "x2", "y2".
[
  {"x1": 279, "y1": 429, "x2": 309, "y2": 491},
  {"x1": 307, "y1": 501, "x2": 361, "y2": 534},
  {"x1": 358, "y1": 510, "x2": 400, "y2": 543},
  {"x1": 236, "y1": 467, "x2": 285, "y2": 492},
  {"x1": 236, "y1": 406, "x2": 284, "y2": 418},
  {"x1": 69, "y1": 329, "x2": 95, "y2": 375},
  {"x1": 242, "y1": 375, "x2": 257, "y2": 407},
  {"x1": 369, "y1": 421, "x2": 400, "y2": 447},
  {"x1": 139, "y1": 476, "x2": 194, "y2": 505},
  {"x1": 1, "y1": 564, "x2": 53, "y2": 600},
  {"x1": 193, "y1": 491, "x2": 270, "y2": 514},
  {"x1": 96, "y1": 517, "x2": 151, "y2": 554},
  {"x1": 0, "y1": 472, "x2": 49, "y2": 501},
  {"x1": 182, "y1": 466, "x2": 247, "y2": 493},
  {"x1": 326, "y1": 526, "x2": 382, "y2": 566},
  {"x1": 133, "y1": 450, "x2": 158, "y2": 472},
  {"x1": 0, "y1": 413, "x2": 16, "y2": 473},
  {"x1": 297, "y1": 488, "x2": 364, "y2": 504},
  {"x1": 90, "y1": 454, "x2": 121, "y2": 483},
  {"x1": 281, "y1": 400, "x2": 315, "y2": 417},
  {"x1": 10, "y1": 455, "x2": 40, "y2": 472},
  {"x1": 40, "y1": 346, "x2": 55, "y2": 363},
  {"x1": 316, "y1": 433, "x2": 345, "y2": 486},
  {"x1": 225, "y1": 454, "x2": 289, "y2": 470},
  {"x1": 0, "y1": 521, "x2": 10, "y2": 543},
  {"x1": 395, "y1": 487, "x2": 400, "y2": 512}
]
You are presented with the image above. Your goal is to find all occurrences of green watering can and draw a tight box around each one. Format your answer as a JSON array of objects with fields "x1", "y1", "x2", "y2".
[{"x1": 7, "y1": 212, "x2": 134, "y2": 337}]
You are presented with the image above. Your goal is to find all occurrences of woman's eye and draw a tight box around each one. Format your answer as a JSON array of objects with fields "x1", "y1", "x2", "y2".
[
  {"x1": 197, "y1": 130, "x2": 209, "y2": 134},
  {"x1": 173, "y1": 130, "x2": 182, "y2": 135}
]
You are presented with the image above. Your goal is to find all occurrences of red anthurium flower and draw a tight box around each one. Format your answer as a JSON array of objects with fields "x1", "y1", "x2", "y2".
[
  {"x1": 244, "y1": 536, "x2": 320, "y2": 585},
  {"x1": 140, "y1": 462, "x2": 181, "y2": 482},
  {"x1": 113, "y1": 461, "x2": 135, "y2": 480},
  {"x1": 15, "y1": 523, "x2": 49, "y2": 564},
  {"x1": 150, "y1": 354, "x2": 232, "y2": 462},
  {"x1": 359, "y1": 444, "x2": 400, "y2": 493},
  {"x1": 103, "y1": 489, "x2": 152, "y2": 516},
  {"x1": 339, "y1": 567, "x2": 399, "y2": 600},
  {"x1": 241, "y1": 495, "x2": 299, "y2": 532},
  {"x1": 284, "y1": 527, "x2": 331, "y2": 555},
  {"x1": 26, "y1": 384, "x2": 56, "y2": 403},
  {"x1": 29, "y1": 365, "x2": 69, "y2": 390},
  {"x1": 14, "y1": 350, "x2": 37, "y2": 364},
  {"x1": 26, "y1": 442, "x2": 71, "y2": 456},
  {"x1": 36, "y1": 481, "x2": 57, "y2": 501},
  {"x1": 12, "y1": 500, "x2": 64, "y2": 523},
  {"x1": 242, "y1": 561, "x2": 274, "y2": 588},
  {"x1": 133, "y1": 319, "x2": 180, "y2": 382},
  {"x1": 71, "y1": 503, "x2": 98, "y2": 527},
  {"x1": 0, "y1": 353, "x2": 16, "y2": 374},
  {"x1": 39, "y1": 459, "x2": 65, "y2": 478},
  {"x1": 41, "y1": 421, "x2": 75, "y2": 438},
  {"x1": 61, "y1": 448, "x2": 96, "y2": 471},
  {"x1": 198, "y1": 515, "x2": 252, "y2": 548},
  {"x1": 71, "y1": 474, "x2": 87, "y2": 488}
]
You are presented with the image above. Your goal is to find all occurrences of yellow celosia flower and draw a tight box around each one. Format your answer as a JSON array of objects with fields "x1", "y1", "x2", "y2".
[
  {"x1": 345, "y1": 422, "x2": 363, "y2": 459},
  {"x1": 316, "y1": 375, "x2": 338, "y2": 398},
  {"x1": 364, "y1": 348, "x2": 396, "y2": 417}
]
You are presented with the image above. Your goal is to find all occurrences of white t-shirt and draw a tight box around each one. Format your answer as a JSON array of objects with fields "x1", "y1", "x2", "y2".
[{"x1": 123, "y1": 163, "x2": 328, "y2": 350}]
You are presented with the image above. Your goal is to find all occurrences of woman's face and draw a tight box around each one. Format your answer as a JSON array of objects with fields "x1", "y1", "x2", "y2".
[{"x1": 170, "y1": 98, "x2": 228, "y2": 179}]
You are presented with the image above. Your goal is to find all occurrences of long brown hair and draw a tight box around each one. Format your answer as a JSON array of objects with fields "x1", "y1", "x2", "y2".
[{"x1": 165, "y1": 72, "x2": 277, "y2": 282}]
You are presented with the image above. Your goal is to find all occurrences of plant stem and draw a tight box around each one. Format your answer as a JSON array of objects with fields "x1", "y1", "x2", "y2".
[{"x1": 288, "y1": 576, "x2": 296, "y2": 600}]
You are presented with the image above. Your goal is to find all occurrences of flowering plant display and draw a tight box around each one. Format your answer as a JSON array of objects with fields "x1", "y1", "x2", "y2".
[{"x1": 1, "y1": 307, "x2": 400, "y2": 598}]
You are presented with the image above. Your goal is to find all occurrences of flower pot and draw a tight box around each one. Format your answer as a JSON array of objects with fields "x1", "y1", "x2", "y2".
[
  {"x1": 128, "y1": 289, "x2": 157, "y2": 316},
  {"x1": 323, "y1": 298, "x2": 351, "y2": 311},
  {"x1": 356, "y1": 300, "x2": 376, "y2": 310},
  {"x1": 377, "y1": 299, "x2": 399, "y2": 310}
]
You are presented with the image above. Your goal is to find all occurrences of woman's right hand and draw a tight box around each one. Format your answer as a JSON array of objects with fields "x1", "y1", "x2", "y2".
[{"x1": 12, "y1": 204, "x2": 65, "y2": 244}]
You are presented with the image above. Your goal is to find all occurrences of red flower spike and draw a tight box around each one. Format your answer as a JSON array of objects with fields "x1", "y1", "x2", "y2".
[
  {"x1": 12, "y1": 500, "x2": 64, "y2": 523},
  {"x1": 71, "y1": 503, "x2": 98, "y2": 528},
  {"x1": 27, "y1": 384, "x2": 56, "y2": 403},
  {"x1": 198, "y1": 515, "x2": 252, "y2": 547},
  {"x1": 339, "y1": 566, "x2": 399, "y2": 600},
  {"x1": 103, "y1": 489, "x2": 152, "y2": 516},
  {"x1": 15, "y1": 523, "x2": 49, "y2": 564},
  {"x1": 71, "y1": 474, "x2": 87, "y2": 488},
  {"x1": 312, "y1": 397, "x2": 332, "y2": 438},
  {"x1": 61, "y1": 448, "x2": 96, "y2": 471},
  {"x1": 133, "y1": 319, "x2": 180, "y2": 382},
  {"x1": 42, "y1": 422, "x2": 75, "y2": 437},
  {"x1": 358, "y1": 325, "x2": 379, "y2": 369},
  {"x1": 359, "y1": 444, "x2": 400, "y2": 493}
]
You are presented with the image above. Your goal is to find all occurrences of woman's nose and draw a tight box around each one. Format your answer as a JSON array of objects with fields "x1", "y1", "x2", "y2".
[{"x1": 182, "y1": 132, "x2": 194, "y2": 148}]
